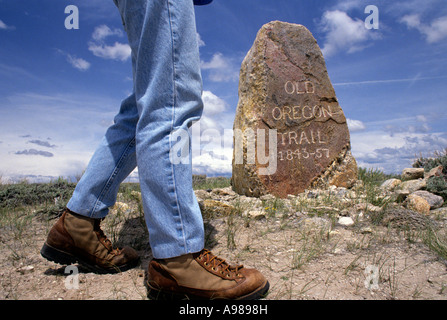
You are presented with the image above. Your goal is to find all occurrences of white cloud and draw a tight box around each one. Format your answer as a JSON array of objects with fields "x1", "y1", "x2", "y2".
[
  {"x1": 67, "y1": 55, "x2": 91, "y2": 71},
  {"x1": 347, "y1": 119, "x2": 366, "y2": 132},
  {"x1": 416, "y1": 115, "x2": 427, "y2": 122},
  {"x1": 319, "y1": 10, "x2": 380, "y2": 57},
  {"x1": 400, "y1": 14, "x2": 421, "y2": 29},
  {"x1": 401, "y1": 14, "x2": 447, "y2": 43},
  {"x1": 88, "y1": 25, "x2": 131, "y2": 61},
  {"x1": 92, "y1": 25, "x2": 123, "y2": 41},
  {"x1": 197, "y1": 33, "x2": 206, "y2": 47},
  {"x1": 201, "y1": 53, "x2": 239, "y2": 82},
  {"x1": 193, "y1": 91, "x2": 229, "y2": 136},
  {"x1": 202, "y1": 91, "x2": 226, "y2": 116},
  {"x1": 192, "y1": 150, "x2": 233, "y2": 176},
  {"x1": 201, "y1": 53, "x2": 229, "y2": 70},
  {"x1": 190, "y1": 91, "x2": 234, "y2": 175},
  {"x1": 191, "y1": 124, "x2": 234, "y2": 176},
  {"x1": 0, "y1": 19, "x2": 15, "y2": 30},
  {"x1": 56, "y1": 49, "x2": 91, "y2": 71},
  {"x1": 348, "y1": 113, "x2": 442, "y2": 173},
  {"x1": 88, "y1": 42, "x2": 131, "y2": 61},
  {"x1": 197, "y1": 90, "x2": 234, "y2": 134},
  {"x1": 383, "y1": 115, "x2": 431, "y2": 137},
  {"x1": 350, "y1": 114, "x2": 447, "y2": 173}
]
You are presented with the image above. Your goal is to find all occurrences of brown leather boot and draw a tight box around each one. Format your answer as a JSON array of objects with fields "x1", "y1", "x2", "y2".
[
  {"x1": 41, "y1": 209, "x2": 139, "y2": 274},
  {"x1": 147, "y1": 249, "x2": 269, "y2": 300}
]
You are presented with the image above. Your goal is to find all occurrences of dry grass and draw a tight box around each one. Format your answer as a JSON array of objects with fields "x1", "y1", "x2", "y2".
[{"x1": 0, "y1": 173, "x2": 446, "y2": 300}]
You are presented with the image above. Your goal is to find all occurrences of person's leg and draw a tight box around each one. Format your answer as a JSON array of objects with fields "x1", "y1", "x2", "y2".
[
  {"x1": 43, "y1": 0, "x2": 268, "y2": 297},
  {"x1": 119, "y1": 0, "x2": 269, "y2": 299},
  {"x1": 66, "y1": 94, "x2": 139, "y2": 218},
  {"x1": 40, "y1": 93, "x2": 140, "y2": 273},
  {"x1": 116, "y1": 0, "x2": 204, "y2": 259},
  {"x1": 41, "y1": 0, "x2": 204, "y2": 272}
]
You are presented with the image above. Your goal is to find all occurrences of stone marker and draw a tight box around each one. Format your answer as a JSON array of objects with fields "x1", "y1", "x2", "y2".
[{"x1": 232, "y1": 21, "x2": 357, "y2": 198}]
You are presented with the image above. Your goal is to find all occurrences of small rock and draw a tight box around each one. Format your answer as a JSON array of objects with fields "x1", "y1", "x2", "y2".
[
  {"x1": 211, "y1": 187, "x2": 237, "y2": 197},
  {"x1": 352, "y1": 180, "x2": 364, "y2": 188},
  {"x1": 395, "y1": 190, "x2": 410, "y2": 202},
  {"x1": 306, "y1": 191, "x2": 319, "y2": 199},
  {"x1": 402, "y1": 168, "x2": 425, "y2": 180},
  {"x1": 354, "y1": 203, "x2": 382, "y2": 213},
  {"x1": 360, "y1": 226, "x2": 373, "y2": 234},
  {"x1": 329, "y1": 230, "x2": 341, "y2": 237},
  {"x1": 411, "y1": 190, "x2": 444, "y2": 209},
  {"x1": 404, "y1": 194, "x2": 431, "y2": 215},
  {"x1": 395, "y1": 179, "x2": 427, "y2": 199},
  {"x1": 313, "y1": 206, "x2": 340, "y2": 214},
  {"x1": 424, "y1": 165, "x2": 443, "y2": 179},
  {"x1": 431, "y1": 207, "x2": 447, "y2": 220},
  {"x1": 199, "y1": 199, "x2": 235, "y2": 217},
  {"x1": 338, "y1": 217, "x2": 354, "y2": 226},
  {"x1": 194, "y1": 189, "x2": 210, "y2": 201},
  {"x1": 287, "y1": 194, "x2": 297, "y2": 200},
  {"x1": 246, "y1": 210, "x2": 266, "y2": 220},
  {"x1": 111, "y1": 202, "x2": 129, "y2": 213},
  {"x1": 340, "y1": 208, "x2": 354, "y2": 217},
  {"x1": 238, "y1": 196, "x2": 263, "y2": 209},
  {"x1": 380, "y1": 178, "x2": 402, "y2": 191},
  {"x1": 17, "y1": 265, "x2": 34, "y2": 274},
  {"x1": 333, "y1": 247, "x2": 343, "y2": 254},
  {"x1": 260, "y1": 194, "x2": 276, "y2": 201},
  {"x1": 130, "y1": 191, "x2": 142, "y2": 200}
]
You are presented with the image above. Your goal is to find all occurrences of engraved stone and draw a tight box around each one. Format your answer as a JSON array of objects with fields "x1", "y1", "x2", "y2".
[{"x1": 232, "y1": 21, "x2": 357, "y2": 198}]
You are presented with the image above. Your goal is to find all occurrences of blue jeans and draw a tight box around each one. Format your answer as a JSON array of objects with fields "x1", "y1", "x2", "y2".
[{"x1": 67, "y1": 0, "x2": 205, "y2": 259}]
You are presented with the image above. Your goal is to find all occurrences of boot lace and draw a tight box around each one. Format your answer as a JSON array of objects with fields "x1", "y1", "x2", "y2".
[
  {"x1": 94, "y1": 220, "x2": 121, "y2": 255},
  {"x1": 197, "y1": 249, "x2": 243, "y2": 278}
]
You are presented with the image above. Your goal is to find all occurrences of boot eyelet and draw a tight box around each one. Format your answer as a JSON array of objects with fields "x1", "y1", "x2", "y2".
[{"x1": 211, "y1": 267, "x2": 216, "y2": 271}]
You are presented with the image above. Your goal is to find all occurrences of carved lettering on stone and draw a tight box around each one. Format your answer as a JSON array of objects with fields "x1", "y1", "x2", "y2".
[{"x1": 232, "y1": 21, "x2": 358, "y2": 198}]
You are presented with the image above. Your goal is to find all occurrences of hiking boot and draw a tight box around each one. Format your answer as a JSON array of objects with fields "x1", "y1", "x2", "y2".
[
  {"x1": 147, "y1": 249, "x2": 269, "y2": 300},
  {"x1": 41, "y1": 209, "x2": 139, "y2": 274}
]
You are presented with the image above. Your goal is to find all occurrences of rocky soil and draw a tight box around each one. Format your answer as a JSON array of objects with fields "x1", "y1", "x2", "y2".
[{"x1": 1, "y1": 168, "x2": 447, "y2": 300}]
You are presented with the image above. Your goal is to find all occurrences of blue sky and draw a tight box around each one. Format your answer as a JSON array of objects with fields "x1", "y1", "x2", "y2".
[{"x1": 1, "y1": 0, "x2": 447, "y2": 183}]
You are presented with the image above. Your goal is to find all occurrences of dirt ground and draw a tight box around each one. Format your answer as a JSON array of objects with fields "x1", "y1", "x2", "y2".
[{"x1": 1, "y1": 192, "x2": 446, "y2": 301}]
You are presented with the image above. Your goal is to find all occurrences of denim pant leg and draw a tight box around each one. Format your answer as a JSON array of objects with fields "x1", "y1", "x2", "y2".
[
  {"x1": 67, "y1": 94, "x2": 138, "y2": 218},
  {"x1": 132, "y1": 0, "x2": 205, "y2": 259},
  {"x1": 69, "y1": 0, "x2": 205, "y2": 259}
]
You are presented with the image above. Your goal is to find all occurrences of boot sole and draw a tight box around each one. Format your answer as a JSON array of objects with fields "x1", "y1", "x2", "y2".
[
  {"x1": 147, "y1": 280, "x2": 270, "y2": 301},
  {"x1": 41, "y1": 243, "x2": 139, "y2": 274}
]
